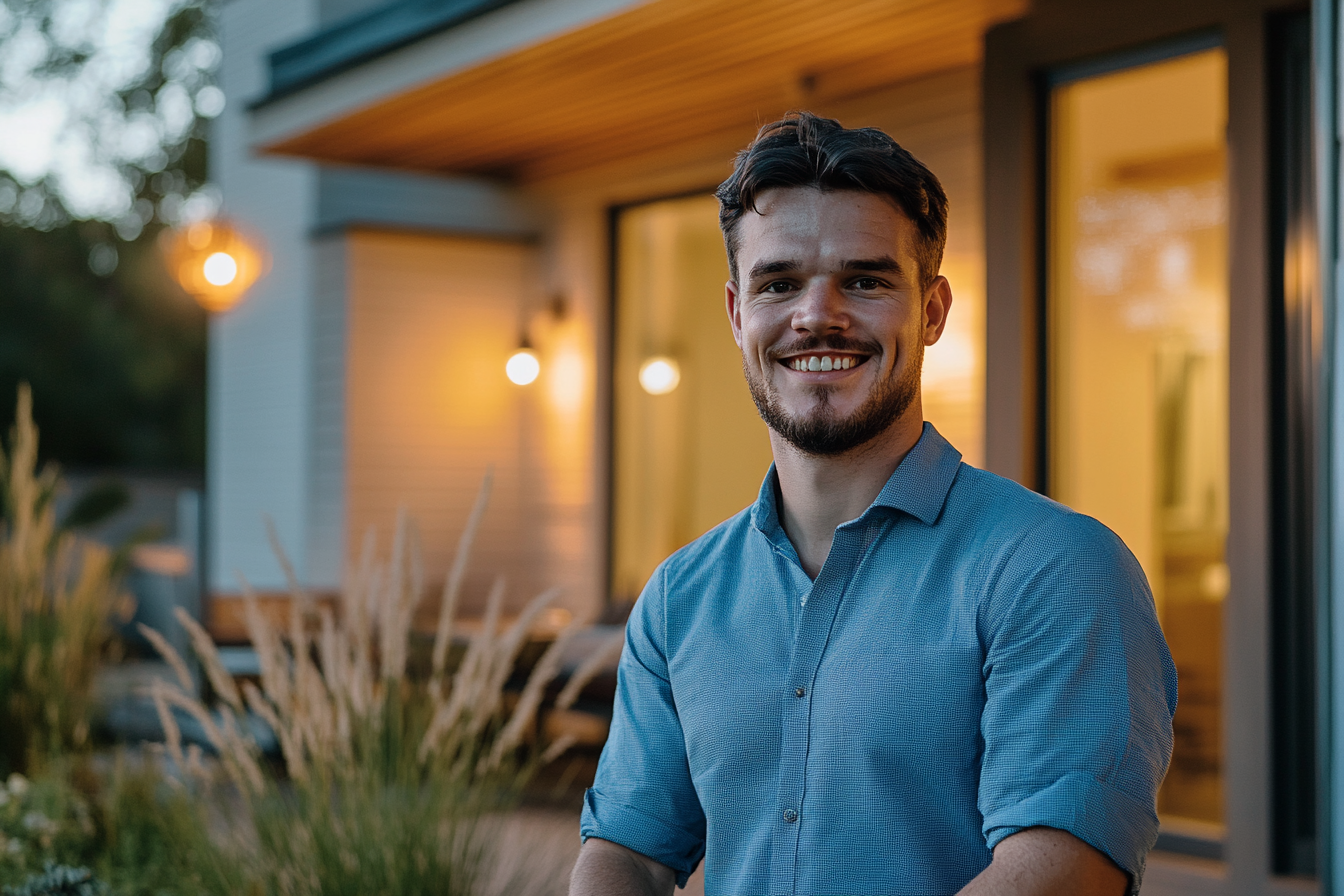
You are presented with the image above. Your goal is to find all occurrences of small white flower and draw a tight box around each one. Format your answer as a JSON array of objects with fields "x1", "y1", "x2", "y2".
[
  {"x1": 5, "y1": 773, "x2": 28, "y2": 797},
  {"x1": 22, "y1": 811, "x2": 53, "y2": 834}
]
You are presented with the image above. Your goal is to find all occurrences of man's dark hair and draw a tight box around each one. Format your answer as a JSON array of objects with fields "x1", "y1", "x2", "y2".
[{"x1": 716, "y1": 112, "x2": 948, "y2": 290}]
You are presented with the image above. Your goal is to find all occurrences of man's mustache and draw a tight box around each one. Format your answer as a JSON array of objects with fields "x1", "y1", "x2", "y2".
[{"x1": 766, "y1": 335, "x2": 882, "y2": 361}]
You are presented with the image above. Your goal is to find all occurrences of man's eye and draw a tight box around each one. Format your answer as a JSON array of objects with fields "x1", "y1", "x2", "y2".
[
  {"x1": 762, "y1": 281, "x2": 794, "y2": 293},
  {"x1": 852, "y1": 277, "x2": 884, "y2": 290}
]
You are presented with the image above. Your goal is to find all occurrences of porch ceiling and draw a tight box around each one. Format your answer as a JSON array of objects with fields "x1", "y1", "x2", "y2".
[{"x1": 257, "y1": 0, "x2": 1027, "y2": 182}]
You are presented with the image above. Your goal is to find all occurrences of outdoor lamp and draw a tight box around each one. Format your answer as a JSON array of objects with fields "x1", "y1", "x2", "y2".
[
  {"x1": 506, "y1": 343, "x2": 541, "y2": 385},
  {"x1": 639, "y1": 356, "x2": 681, "y2": 395},
  {"x1": 161, "y1": 218, "x2": 267, "y2": 313}
]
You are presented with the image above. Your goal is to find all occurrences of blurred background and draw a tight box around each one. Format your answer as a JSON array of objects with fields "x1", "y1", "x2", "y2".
[
  {"x1": 0, "y1": 0, "x2": 215, "y2": 469},
  {"x1": 0, "y1": 0, "x2": 217, "y2": 652},
  {"x1": 0, "y1": 0, "x2": 1336, "y2": 893}
]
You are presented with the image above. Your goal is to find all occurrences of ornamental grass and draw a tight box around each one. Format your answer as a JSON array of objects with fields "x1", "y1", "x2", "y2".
[
  {"x1": 142, "y1": 473, "x2": 613, "y2": 895},
  {"x1": 0, "y1": 386, "x2": 126, "y2": 776}
]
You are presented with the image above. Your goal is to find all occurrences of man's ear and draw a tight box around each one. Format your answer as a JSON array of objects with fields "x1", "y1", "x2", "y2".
[
  {"x1": 726, "y1": 280, "x2": 744, "y2": 348},
  {"x1": 923, "y1": 275, "x2": 953, "y2": 345}
]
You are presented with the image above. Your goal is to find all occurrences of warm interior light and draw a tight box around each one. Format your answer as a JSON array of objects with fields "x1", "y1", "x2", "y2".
[
  {"x1": 506, "y1": 348, "x2": 541, "y2": 385},
  {"x1": 639, "y1": 356, "x2": 681, "y2": 395},
  {"x1": 203, "y1": 251, "x2": 238, "y2": 286}
]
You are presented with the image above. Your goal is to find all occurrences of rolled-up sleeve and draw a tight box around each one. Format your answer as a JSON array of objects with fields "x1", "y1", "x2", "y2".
[
  {"x1": 580, "y1": 565, "x2": 707, "y2": 886},
  {"x1": 977, "y1": 512, "x2": 1178, "y2": 894}
]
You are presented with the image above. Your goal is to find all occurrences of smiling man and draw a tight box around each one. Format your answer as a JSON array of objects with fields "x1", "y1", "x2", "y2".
[{"x1": 570, "y1": 113, "x2": 1176, "y2": 896}]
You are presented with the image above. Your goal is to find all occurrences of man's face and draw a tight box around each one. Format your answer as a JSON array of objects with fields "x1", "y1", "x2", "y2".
[{"x1": 726, "y1": 187, "x2": 951, "y2": 456}]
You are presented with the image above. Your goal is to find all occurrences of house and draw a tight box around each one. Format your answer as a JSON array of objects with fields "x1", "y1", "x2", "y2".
[{"x1": 207, "y1": 0, "x2": 1341, "y2": 890}]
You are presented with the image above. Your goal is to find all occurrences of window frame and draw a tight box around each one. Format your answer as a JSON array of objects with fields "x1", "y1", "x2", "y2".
[{"x1": 983, "y1": 0, "x2": 1327, "y2": 889}]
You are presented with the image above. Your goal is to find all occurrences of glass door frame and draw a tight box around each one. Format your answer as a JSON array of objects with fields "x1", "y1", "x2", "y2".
[{"x1": 983, "y1": 0, "x2": 1330, "y2": 891}]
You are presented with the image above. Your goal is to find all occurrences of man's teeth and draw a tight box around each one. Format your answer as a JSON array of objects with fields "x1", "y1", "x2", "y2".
[{"x1": 791, "y1": 356, "x2": 854, "y2": 371}]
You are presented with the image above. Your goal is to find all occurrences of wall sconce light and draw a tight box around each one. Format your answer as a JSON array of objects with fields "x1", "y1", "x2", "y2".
[
  {"x1": 161, "y1": 218, "x2": 268, "y2": 313},
  {"x1": 506, "y1": 342, "x2": 541, "y2": 385},
  {"x1": 639, "y1": 356, "x2": 681, "y2": 395},
  {"x1": 505, "y1": 295, "x2": 569, "y2": 386}
]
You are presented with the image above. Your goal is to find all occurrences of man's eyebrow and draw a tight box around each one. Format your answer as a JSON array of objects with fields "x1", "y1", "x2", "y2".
[
  {"x1": 840, "y1": 256, "x2": 903, "y2": 275},
  {"x1": 747, "y1": 259, "x2": 801, "y2": 280},
  {"x1": 746, "y1": 256, "x2": 907, "y2": 281}
]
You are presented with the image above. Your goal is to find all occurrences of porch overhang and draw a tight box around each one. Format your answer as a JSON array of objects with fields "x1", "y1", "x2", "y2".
[{"x1": 252, "y1": 0, "x2": 1028, "y2": 182}]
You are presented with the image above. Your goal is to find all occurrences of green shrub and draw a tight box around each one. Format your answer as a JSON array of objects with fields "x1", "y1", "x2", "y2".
[
  {"x1": 2, "y1": 863, "x2": 108, "y2": 896},
  {"x1": 0, "y1": 757, "x2": 231, "y2": 896},
  {"x1": 0, "y1": 771, "x2": 93, "y2": 884}
]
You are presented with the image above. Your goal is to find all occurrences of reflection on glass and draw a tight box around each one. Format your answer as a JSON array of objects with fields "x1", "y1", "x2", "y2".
[
  {"x1": 611, "y1": 195, "x2": 774, "y2": 603},
  {"x1": 1050, "y1": 48, "x2": 1229, "y2": 831}
]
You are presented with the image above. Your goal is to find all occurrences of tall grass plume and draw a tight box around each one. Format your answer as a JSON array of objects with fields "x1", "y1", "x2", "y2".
[
  {"x1": 144, "y1": 472, "x2": 608, "y2": 895},
  {"x1": 0, "y1": 386, "x2": 126, "y2": 775}
]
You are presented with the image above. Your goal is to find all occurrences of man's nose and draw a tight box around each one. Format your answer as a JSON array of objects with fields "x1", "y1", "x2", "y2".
[{"x1": 791, "y1": 280, "x2": 850, "y2": 335}]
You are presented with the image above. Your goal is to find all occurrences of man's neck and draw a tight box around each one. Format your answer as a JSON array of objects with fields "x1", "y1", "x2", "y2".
[{"x1": 771, "y1": 413, "x2": 925, "y2": 580}]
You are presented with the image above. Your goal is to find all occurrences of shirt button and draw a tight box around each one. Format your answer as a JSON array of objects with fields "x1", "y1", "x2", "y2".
[
  {"x1": 794, "y1": 687, "x2": 805, "y2": 698},
  {"x1": 783, "y1": 808, "x2": 798, "y2": 823}
]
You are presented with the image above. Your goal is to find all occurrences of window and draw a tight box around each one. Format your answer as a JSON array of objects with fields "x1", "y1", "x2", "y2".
[{"x1": 609, "y1": 195, "x2": 773, "y2": 604}]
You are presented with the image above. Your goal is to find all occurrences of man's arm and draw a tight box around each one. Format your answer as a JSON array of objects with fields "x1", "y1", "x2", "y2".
[
  {"x1": 570, "y1": 837, "x2": 677, "y2": 896},
  {"x1": 957, "y1": 828, "x2": 1127, "y2": 896},
  {"x1": 975, "y1": 513, "x2": 1176, "y2": 890}
]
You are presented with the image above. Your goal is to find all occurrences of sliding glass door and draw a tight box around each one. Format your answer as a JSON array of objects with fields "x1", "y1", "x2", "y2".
[{"x1": 1048, "y1": 45, "x2": 1229, "y2": 838}]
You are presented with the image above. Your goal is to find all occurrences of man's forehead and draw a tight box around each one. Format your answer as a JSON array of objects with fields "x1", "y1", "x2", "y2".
[
  {"x1": 747, "y1": 185, "x2": 907, "y2": 218},
  {"x1": 737, "y1": 187, "x2": 915, "y2": 265}
]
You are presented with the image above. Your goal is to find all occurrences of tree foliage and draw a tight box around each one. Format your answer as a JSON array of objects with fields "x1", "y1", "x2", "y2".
[
  {"x1": 0, "y1": 223, "x2": 206, "y2": 470},
  {"x1": 0, "y1": 0, "x2": 219, "y2": 233},
  {"x1": 0, "y1": 0, "x2": 215, "y2": 471}
]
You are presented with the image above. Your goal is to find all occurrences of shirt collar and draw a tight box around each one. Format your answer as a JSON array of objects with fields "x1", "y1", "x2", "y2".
[
  {"x1": 750, "y1": 422, "x2": 963, "y2": 533},
  {"x1": 869, "y1": 422, "x2": 963, "y2": 525}
]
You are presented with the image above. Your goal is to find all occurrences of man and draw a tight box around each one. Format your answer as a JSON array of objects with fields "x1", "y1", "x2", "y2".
[{"x1": 571, "y1": 113, "x2": 1176, "y2": 896}]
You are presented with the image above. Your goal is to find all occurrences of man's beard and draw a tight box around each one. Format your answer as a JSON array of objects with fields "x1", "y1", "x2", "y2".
[{"x1": 744, "y1": 337, "x2": 923, "y2": 457}]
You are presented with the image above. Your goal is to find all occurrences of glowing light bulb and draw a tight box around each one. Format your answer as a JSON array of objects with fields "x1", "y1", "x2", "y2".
[
  {"x1": 506, "y1": 348, "x2": 541, "y2": 385},
  {"x1": 162, "y1": 218, "x2": 268, "y2": 313},
  {"x1": 202, "y1": 251, "x2": 238, "y2": 286},
  {"x1": 639, "y1": 357, "x2": 681, "y2": 395}
]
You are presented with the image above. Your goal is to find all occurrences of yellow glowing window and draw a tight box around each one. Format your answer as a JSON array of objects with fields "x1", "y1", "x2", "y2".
[
  {"x1": 609, "y1": 195, "x2": 774, "y2": 603},
  {"x1": 1048, "y1": 47, "x2": 1229, "y2": 835}
]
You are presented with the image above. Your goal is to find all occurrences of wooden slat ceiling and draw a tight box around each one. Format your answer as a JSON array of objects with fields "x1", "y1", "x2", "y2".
[{"x1": 262, "y1": 0, "x2": 1028, "y2": 182}]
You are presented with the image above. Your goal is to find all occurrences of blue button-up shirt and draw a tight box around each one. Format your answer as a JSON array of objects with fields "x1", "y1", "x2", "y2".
[{"x1": 581, "y1": 424, "x2": 1177, "y2": 895}]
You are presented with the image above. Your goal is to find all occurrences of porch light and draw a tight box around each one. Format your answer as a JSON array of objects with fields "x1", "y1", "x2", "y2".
[
  {"x1": 161, "y1": 219, "x2": 267, "y2": 313},
  {"x1": 506, "y1": 346, "x2": 541, "y2": 385},
  {"x1": 203, "y1": 252, "x2": 238, "y2": 286},
  {"x1": 639, "y1": 356, "x2": 680, "y2": 395}
]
